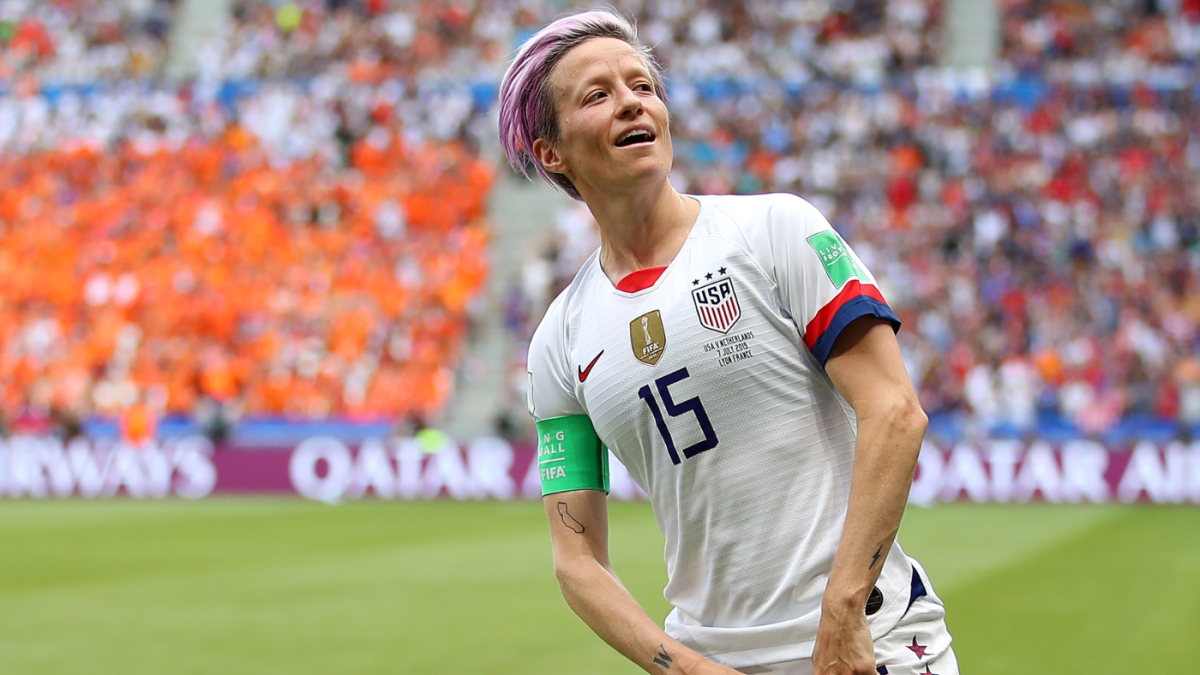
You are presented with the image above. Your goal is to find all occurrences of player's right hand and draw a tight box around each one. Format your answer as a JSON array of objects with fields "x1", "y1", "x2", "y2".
[{"x1": 811, "y1": 602, "x2": 877, "y2": 675}]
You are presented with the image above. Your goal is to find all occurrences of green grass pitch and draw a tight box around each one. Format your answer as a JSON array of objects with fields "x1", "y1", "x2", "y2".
[{"x1": 1, "y1": 499, "x2": 1197, "y2": 674}]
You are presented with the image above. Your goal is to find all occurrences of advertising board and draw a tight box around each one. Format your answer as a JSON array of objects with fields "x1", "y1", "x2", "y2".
[{"x1": 2, "y1": 435, "x2": 1198, "y2": 505}]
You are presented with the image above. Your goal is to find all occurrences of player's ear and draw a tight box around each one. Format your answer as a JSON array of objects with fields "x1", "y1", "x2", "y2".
[{"x1": 532, "y1": 138, "x2": 569, "y2": 175}]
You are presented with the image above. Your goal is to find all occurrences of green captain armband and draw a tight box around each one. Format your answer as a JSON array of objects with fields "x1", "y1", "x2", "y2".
[{"x1": 535, "y1": 415, "x2": 609, "y2": 495}]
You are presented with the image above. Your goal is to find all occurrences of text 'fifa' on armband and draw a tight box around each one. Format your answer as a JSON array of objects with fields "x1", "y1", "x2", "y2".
[{"x1": 535, "y1": 415, "x2": 609, "y2": 495}]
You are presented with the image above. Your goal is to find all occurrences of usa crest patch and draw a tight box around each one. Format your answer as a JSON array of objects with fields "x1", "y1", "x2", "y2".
[{"x1": 692, "y1": 276, "x2": 741, "y2": 334}]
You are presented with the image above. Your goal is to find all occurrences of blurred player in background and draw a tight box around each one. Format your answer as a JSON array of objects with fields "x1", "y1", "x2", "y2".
[{"x1": 500, "y1": 10, "x2": 957, "y2": 675}]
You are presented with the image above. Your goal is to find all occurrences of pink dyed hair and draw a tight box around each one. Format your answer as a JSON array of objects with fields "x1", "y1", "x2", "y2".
[{"x1": 497, "y1": 9, "x2": 667, "y2": 200}]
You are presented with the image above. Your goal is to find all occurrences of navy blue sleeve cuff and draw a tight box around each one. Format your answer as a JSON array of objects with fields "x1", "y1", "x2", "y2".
[{"x1": 810, "y1": 297, "x2": 901, "y2": 367}]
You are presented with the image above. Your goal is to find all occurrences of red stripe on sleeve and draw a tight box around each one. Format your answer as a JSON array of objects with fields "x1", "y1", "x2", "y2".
[{"x1": 803, "y1": 281, "x2": 888, "y2": 350}]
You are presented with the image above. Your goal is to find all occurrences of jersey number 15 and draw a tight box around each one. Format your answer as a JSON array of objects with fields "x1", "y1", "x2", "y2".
[{"x1": 637, "y1": 367, "x2": 719, "y2": 465}]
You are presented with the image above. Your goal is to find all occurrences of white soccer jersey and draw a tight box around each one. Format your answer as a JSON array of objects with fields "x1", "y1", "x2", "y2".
[{"x1": 527, "y1": 193, "x2": 922, "y2": 668}]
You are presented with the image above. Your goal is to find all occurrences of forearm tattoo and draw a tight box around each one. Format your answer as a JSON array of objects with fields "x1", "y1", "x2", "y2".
[
  {"x1": 869, "y1": 544, "x2": 883, "y2": 569},
  {"x1": 652, "y1": 644, "x2": 673, "y2": 669},
  {"x1": 556, "y1": 501, "x2": 585, "y2": 534}
]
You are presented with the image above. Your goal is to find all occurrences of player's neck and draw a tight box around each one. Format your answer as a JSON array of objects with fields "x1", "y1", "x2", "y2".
[{"x1": 587, "y1": 182, "x2": 699, "y2": 283}]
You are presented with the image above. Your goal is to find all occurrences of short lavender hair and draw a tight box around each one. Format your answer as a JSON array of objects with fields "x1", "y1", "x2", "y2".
[{"x1": 498, "y1": 9, "x2": 667, "y2": 200}]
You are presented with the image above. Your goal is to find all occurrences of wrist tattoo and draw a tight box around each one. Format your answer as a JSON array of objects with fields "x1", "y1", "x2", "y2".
[
  {"x1": 652, "y1": 644, "x2": 673, "y2": 669},
  {"x1": 869, "y1": 545, "x2": 883, "y2": 569},
  {"x1": 557, "y1": 502, "x2": 585, "y2": 534}
]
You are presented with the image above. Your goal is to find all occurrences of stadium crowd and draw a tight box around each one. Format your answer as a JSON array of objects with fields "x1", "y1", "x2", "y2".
[
  {"x1": 3, "y1": 0, "x2": 1200, "y2": 441},
  {"x1": 1, "y1": 0, "x2": 495, "y2": 439}
]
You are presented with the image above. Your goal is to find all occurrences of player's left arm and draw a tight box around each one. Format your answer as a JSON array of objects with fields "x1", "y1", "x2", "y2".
[{"x1": 815, "y1": 315, "x2": 928, "y2": 675}]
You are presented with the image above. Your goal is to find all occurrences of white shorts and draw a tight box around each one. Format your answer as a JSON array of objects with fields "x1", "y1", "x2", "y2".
[{"x1": 735, "y1": 577, "x2": 958, "y2": 675}]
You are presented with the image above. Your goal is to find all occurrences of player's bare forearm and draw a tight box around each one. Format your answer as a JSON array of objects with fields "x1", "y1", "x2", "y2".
[
  {"x1": 818, "y1": 317, "x2": 927, "y2": 674},
  {"x1": 554, "y1": 555, "x2": 719, "y2": 675},
  {"x1": 543, "y1": 492, "x2": 740, "y2": 675},
  {"x1": 824, "y1": 394, "x2": 925, "y2": 606},
  {"x1": 810, "y1": 404, "x2": 923, "y2": 674}
]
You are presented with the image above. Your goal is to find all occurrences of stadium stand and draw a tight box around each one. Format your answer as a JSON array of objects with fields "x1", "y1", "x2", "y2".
[
  {"x1": 0, "y1": 1, "x2": 495, "y2": 438},
  {"x1": 2, "y1": 0, "x2": 1200, "y2": 446},
  {"x1": 0, "y1": 131, "x2": 492, "y2": 428}
]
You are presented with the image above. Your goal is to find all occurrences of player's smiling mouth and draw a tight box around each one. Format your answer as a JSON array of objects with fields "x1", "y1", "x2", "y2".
[{"x1": 614, "y1": 126, "x2": 656, "y2": 147}]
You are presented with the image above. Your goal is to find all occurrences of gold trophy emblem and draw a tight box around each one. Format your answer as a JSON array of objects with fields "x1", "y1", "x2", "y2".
[{"x1": 630, "y1": 310, "x2": 666, "y2": 365}]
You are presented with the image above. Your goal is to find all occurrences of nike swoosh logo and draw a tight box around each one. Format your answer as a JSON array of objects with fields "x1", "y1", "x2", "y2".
[{"x1": 578, "y1": 350, "x2": 604, "y2": 383}]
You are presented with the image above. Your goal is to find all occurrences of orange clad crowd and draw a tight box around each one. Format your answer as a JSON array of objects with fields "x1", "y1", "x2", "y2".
[{"x1": 0, "y1": 125, "x2": 493, "y2": 430}]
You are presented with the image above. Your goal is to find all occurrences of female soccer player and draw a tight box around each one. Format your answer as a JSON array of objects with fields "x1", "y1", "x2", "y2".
[{"x1": 499, "y1": 10, "x2": 958, "y2": 675}]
